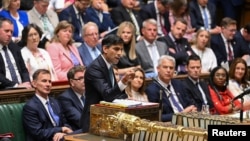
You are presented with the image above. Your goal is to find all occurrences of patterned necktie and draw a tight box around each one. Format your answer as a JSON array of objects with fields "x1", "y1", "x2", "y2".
[
  {"x1": 175, "y1": 41, "x2": 185, "y2": 73},
  {"x1": 128, "y1": 10, "x2": 140, "y2": 36},
  {"x1": 159, "y1": 14, "x2": 167, "y2": 35},
  {"x1": 109, "y1": 66, "x2": 114, "y2": 87},
  {"x1": 167, "y1": 85, "x2": 183, "y2": 112},
  {"x1": 227, "y1": 41, "x2": 233, "y2": 61},
  {"x1": 3, "y1": 46, "x2": 19, "y2": 84},
  {"x1": 46, "y1": 101, "x2": 59, "y2": 126}
]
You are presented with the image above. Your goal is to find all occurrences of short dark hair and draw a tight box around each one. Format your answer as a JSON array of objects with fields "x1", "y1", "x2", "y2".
[
  {"x1": 244, "y1": 23, "x2": 250, "y2": 34},
  {"x1": 186, "y1": 55, "x2": 201, "y2": 66},
  {"x1": 32, "y1": 69, "x2": 51, "y2": 81},
  {"x1": 101, "y1": 34, "x2": 124, "y2": 53},
  {"x1": 158, "y1": 0, "x2": 173, "y2": 5},
  {"x1": 173, "y1": 17, "x2": 187, "y2": 26},
  {"x1": 209, "y1": 66, "x2": 229, "y2": 91},
  {"x1": 21, "y1": 23, "x2": 43, "y2": 46},
  {"x1": 0, "y1": 17, "x2": 12, "y2": 28},
  {"x1": 220, "y1": 17, "x2": 237, "y2": 27},
  {"x1": 67, "y1": 66, "x2": 86, "y2": 80}
]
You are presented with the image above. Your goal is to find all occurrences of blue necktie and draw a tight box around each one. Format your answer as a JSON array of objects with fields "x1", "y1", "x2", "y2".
[
  {"x1": 46, "y1": 101, "x2": 59, "y2": 126},
  {"x1": 70, "y1": 51, "x2": 80, "y2": 66},
  {"x1": 81, "y1": 95, "x2": 85, "y2": 107},
  {"x1": 167, "y1": 85, "x2": 183, "y2": 112},
  {"x1": 109, "y1": 66, "x2": 114, "y2": 86},
  {"x1": 202, "y1": 7, "x2": 209, "y2": 29},
  {"x1": 3, "y1": 46, "x2": 19, "y2": 84}
]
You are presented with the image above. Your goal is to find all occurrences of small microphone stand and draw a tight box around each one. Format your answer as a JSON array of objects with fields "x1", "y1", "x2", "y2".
[
  {"x1": 239, "y1": 97, "x2": 244, "y2": 123},
  {"x1": 159, "y1": 90, "x2": 163, "y2": 121}
]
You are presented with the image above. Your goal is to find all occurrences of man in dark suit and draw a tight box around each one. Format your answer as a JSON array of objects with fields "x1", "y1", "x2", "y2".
[
  {"x1": 211, "y1": 17, "x2": 250, "y2": 67},
  {"x1": 140, "y1": 0, "x2": 172, "y2": 37},
  {"x1": 85, "y1": 0, "x2": 116, "y2": 34},
  {"x1": 111, "y1": 0, "x2": 143, "y2": 41},
  {"x1": 57, "y1": 66, "x2": 86, "y2": 131},
  {"x1": 22, "y1": 69, "x2": 73, "y2": 141},
  {"x1": 189, "y1": 0, "x2": 221, "y2": 34},
  {"x1": 157, "y1": 18, "x2": 194, "y2": 74},
  {"x1": 234, "y1": 23, "x2": 250, "y2": 56},
  {"x1": 78, "y1": 22, "x2": 102, "y2": 67},
  {"x1": 58, "y1": 0, "x2": 90, "y2": 43},
  {"x1": 145, "y1": 55, "x2": 197, "y2": 122},
  {"x1": 0, "y1": 18, "x2": 31, "y2": 89},
  {"x1": 80, "y1": 34, "x2": 135, "y2": 132},
  {"x1": 136, "y1": 18, "x2": 168, "y2": 78},
  {"x1": 182, "y1": 55, "x2": 214, "y2": 113}
]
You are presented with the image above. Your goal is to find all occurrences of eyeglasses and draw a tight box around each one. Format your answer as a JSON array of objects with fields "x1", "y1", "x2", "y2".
[{"x1": 72, "y1": 77, "x2": 84, "y2": 82}]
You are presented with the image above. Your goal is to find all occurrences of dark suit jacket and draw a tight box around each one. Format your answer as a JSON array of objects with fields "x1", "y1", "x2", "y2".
[
  {"x1": 110, "y1": 5, "x2": 142, "y2": 33},
  {"x1": 78, "y1": 43, "x2": 102, "y2": 67},
  {"x1": 145, "y1": 79, "x2": 193, "y2": 122},
  {"x1": 0, "y1": 42, "x2": 30, "y2": 89},
  {"x1": 23, "y1": 95, "x2": 71, "y2": 141},
  {"x1": 135, "y1": 40, "x2": 168, "y2": 73},
  {"x1": 157, "y1": 34, "x2": 194, "y2": 73},
  {"x1": 80, "y1": 55, "x2": 127, "y2": 132},
  {"x1": 139, "y1": 2, "x2": 171, "y2": 33},
  {"x1": 85, "y1": 6, "x2": 116, "y2": 33},
  {"x1": 182, "y1": 77, "x2": 214, "y2": 112},
  {"x1": 189, "y1": 0, "x2": 217, "y2": 31},
  {"x1": 234, "y1": 31, "x2": 250, "y2": 54},
  {"x1": 58, "y1": 5, "x2": 89, "y2": 42},
  {"x1": 57, "y1": 88, "x2": 84, "y2": 131},
  {"x1": 211, "y1": 34, "x2": 249, "y2": 65}
]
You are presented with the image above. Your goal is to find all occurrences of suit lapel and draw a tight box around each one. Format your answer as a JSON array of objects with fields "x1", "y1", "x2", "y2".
[{"x1": 69, "y1": 88, "x2": 84, "y2": 110}]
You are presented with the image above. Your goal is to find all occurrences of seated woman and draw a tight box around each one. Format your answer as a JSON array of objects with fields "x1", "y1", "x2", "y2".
[
  {"x1": 116, "y1": 21, "x2": 140, "y2": 75},
  {"x1": 46, "y1": 21, "x2": 83, "y2": 81},
  {"x1": 209, "y1": 66, "x2": 242, "y2": 114},
  {"x1": 21, "y1": 23, "x2": 57, "y2": 81},
  {"x1": 0, "y1": 0, "x2": 29, "y2": 42},
  {"x1": 191, "y1": 29, "x2": 217, "y2": 73},
  {"x1": 228, "y1": 58, "x2": 250, "y2": 110},
  {"x1": 125, "y1": 68, "x2": 148, "y2": 102},
  {"x1": 169, "y1": 0, "x2": 195, "y2": 42}
]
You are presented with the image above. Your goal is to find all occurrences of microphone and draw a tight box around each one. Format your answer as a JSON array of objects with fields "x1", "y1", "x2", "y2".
[
  {"x1": 232, "y1": 87, "x2": 250, "y2": 101},
  {"x1": 152, "y1": 78, "x2": 170, "y2": 96}
]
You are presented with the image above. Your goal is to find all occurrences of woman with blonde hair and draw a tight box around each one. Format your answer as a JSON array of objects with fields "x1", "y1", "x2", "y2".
[
  {"x1": 46, "y1": 21, "x2": 83, "y2": 81},
  {"x1": 0, "y1": 0, "x2": 29, "y2": 42},
  {"x1": 125, "y1": 68, "x2": 148, "y2": 102},
  {"x1": 116, "y1": 21, "x2": 140, "y2": 75},
  {"x1": 191, "y1": 28, "x2": 217, "y2": 73}
]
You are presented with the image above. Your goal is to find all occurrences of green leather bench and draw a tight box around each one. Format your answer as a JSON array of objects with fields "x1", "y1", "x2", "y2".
[{"x1": 0, "y1": 103, "x2": 25, "y2": 141}]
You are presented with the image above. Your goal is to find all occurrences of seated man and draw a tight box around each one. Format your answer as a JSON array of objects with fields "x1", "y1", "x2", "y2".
[
  {"x1": 182, "y1": 55, "x2": 215, "y2": 113},
  {"x1": 57, "y1": 66, "x2": 86, "y2": 132},
  {"x1": 145, "y1": 55, "x2": 197, "y2": 122},
  {"x1": 23, "y1": 69, "x2": 73, "y2": 141},
  {"x1": 136, "y1": 19, "x2": 168, "y2": 78}
]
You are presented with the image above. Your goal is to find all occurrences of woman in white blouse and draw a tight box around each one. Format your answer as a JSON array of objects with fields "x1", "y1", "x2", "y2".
[
  {"x1": 21, "y1": 23, "x2": 57, "y2": 81},
  {"x1": 191, "y1": 29, "x2": 217, "y2": 73},
  {"x1": 125, "y1": 68, "x2": 148, "y2": 102},
  {"x1": 228, "y1": 58, "x2": 250, "y2": 110}
]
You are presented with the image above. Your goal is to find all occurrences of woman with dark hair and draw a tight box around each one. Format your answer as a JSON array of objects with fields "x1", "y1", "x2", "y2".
[
  {"x1": 209, "y1": 66, "x2": 242, "y2": 114},
  {"x1": 46, "y1": 21, "x2": 83, "y2": 81},
  {"x1": 228, "y1": 58, "x2": 250, "y2": 109},
  {"x1": 21, "y1": 23, "x2": 57, "y2": 81},
  {"x1": 125, "y1": 68, "x2": 148, "y2": 102}
]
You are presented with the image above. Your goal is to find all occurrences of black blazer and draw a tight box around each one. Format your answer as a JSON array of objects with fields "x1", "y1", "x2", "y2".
[
  {"x1": 211, "y1": 34, "x2": 249, "y2": 65},
  {"x1": 57, "y1": 88, "x2": 84, "y2": 131},
  {"x1": 80, "y1": 55, "x2": 127, "y2": 132},
  {"x1": 145, "y1": 79, "x2": 193, "y2": 122},
  {"x1": 110, "y1": 5, "x2": 142, "y2": 32},
  {"x1": 182, "y1": 77, "x2": 214, "y2": 112},
  {"x1": 157, "y1": 34, "x2": 194, "y2": 71},
  {"x1": 0, "y1": 42, "x2": 30, "y2": 89},
  {"x1": 139, "y1": 2, "x2": 171, "y2": 33}
]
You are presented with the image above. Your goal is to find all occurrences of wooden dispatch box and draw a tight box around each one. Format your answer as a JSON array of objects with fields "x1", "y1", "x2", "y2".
[{"x1": 89, "y1": 103, "x2": 159, "y2": 139}]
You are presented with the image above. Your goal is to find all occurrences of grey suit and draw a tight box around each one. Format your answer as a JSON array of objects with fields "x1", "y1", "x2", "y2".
[
  {"x1": 28, "y1": 7, "x2": 59, "y2": 37},
  {"x1": 135, "y1": 40, "x2": 168, "y2": 74}
]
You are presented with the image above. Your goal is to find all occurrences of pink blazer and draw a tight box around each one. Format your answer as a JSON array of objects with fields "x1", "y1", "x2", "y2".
[{"x1": 46, "y1": 42, "x2": 83, "y2": 81}]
